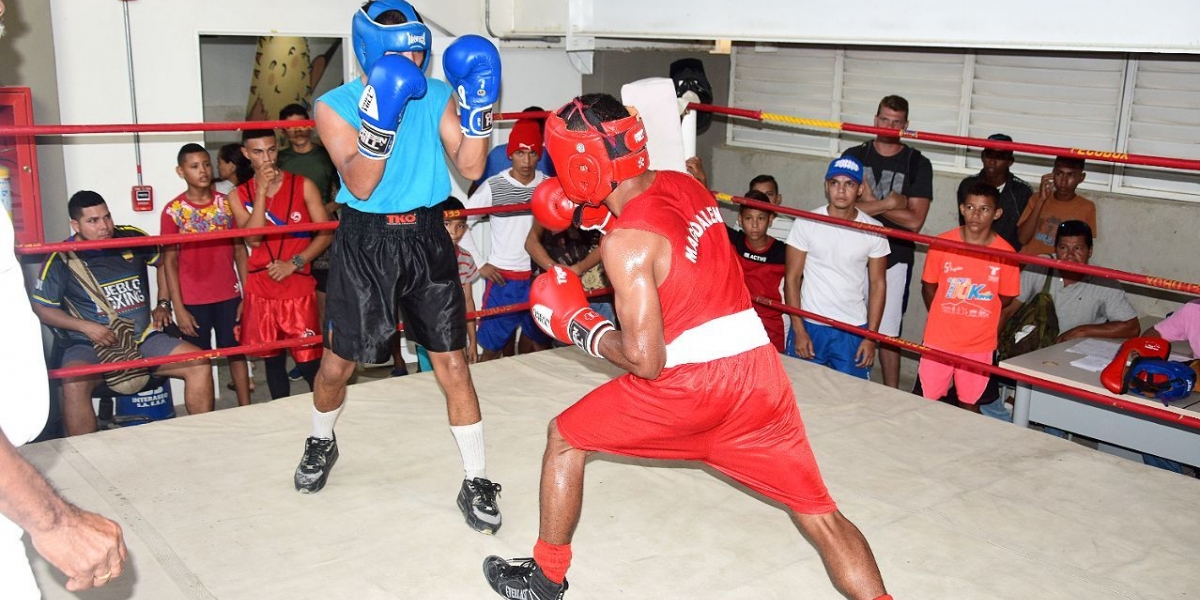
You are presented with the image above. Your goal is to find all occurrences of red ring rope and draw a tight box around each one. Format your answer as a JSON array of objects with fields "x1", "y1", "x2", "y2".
[
  {"x1": 46, "y1": 287, "x2": 613, "y2": 380},
  {"x1": 14, "y1": 105, "x2": 1198, "y2": 436},
  {"x1": 721, "y1": 193, "x2": 1200, "y2": 297}
]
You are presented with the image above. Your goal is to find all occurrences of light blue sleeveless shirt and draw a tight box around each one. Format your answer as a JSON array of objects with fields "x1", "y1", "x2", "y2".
[{"x1": 317, "y1": 77, "x2": 453, "y2": 213}]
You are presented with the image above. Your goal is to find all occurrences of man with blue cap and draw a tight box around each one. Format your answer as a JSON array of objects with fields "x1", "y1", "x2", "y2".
[{"x1": 783, "y1": 156, "x2": 890, "y2": 379}]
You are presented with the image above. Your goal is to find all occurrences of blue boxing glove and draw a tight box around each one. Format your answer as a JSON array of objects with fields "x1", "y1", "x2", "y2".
[
  {"x1": 442, "y1": 35, "x2": 501, "y2": 138},
  {"x1": 357, "y1": 54, "x2": 427, "y2": 160}
]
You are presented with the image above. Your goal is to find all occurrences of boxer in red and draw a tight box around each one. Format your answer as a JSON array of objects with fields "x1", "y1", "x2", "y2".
[{"x1": 483, "y1": 93, "x2": 891, "y2": 600}]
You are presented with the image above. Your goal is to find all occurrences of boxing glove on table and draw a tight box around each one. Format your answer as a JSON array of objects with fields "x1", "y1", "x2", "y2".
[
  {"x1": 357, "y1": 54, "x2": 427, "y2": 160},
  {"x1": 530, "y1": 266, "x2": 614, "y2": 359}
]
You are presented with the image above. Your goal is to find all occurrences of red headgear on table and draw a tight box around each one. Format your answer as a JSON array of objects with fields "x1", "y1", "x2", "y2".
[{"x1": 543, "y1": 97, "x2": 649, "y2": 206}]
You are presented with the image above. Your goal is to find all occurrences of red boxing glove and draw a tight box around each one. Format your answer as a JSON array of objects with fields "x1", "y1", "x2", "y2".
[
  {"x1": 530, "y1": 265, "x2": 614, "y2": 358},
  {"x1": 574, "y1": 203, "x2": 612, "y2": 235},
  {"x1": 531, "y1": 177, "x2": 576, "y2": 233},
  {"x1": 1100, "y1": 336, "x2": 1171, "y2": 394}
]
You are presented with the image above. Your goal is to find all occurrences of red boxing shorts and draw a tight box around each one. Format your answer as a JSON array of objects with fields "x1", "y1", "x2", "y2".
[
  {"x1": 240, "y1": 290, "x2": 323, "y2": 363},
  {"x1": 556, "y1": 345, "x2": 836, "y2": 515}
]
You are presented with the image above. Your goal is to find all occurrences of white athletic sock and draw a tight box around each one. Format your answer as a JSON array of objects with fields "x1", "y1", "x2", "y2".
[
  {"x1": 310, "y1": 404, "x2": 343, "y2": 440},
  {"x1": 450, "y1": 421, "x2": 487, "y2": 480}
]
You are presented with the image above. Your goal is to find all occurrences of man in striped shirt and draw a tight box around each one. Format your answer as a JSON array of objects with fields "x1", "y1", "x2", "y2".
[{"x1": 461, "y1": 119, "x2": 551, "y2": 361}]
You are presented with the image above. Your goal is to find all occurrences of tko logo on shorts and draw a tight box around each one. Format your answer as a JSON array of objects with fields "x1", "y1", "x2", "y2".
[{"x1": 386, "y1": 214, "x2": 419, "y2": 227}]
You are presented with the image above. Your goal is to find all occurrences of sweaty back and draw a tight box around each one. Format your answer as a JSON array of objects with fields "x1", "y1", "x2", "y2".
[{"x1": 612, "y1": 170, "x2": 753, "y2": 344}]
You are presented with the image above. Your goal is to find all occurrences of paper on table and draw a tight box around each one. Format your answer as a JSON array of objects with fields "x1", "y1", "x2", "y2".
[
  {"x1": 1067, "y1": 339, "x2": 1122, "y2": 358},
  {"x1": 1068, "y1": 338, "x2": 1193, "y2": 363},
  {"x1": 1070, "y1": 355, "x2": 1112, "y2": 372}
]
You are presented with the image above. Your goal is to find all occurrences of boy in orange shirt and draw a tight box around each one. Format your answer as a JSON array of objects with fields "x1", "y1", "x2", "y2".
[
  {"x1": 919, "y1": 182, "x2": 1020, "y2": 410},
  {"x1": 1016, "y1": 156, "x2": 1097, "y2": 256}
]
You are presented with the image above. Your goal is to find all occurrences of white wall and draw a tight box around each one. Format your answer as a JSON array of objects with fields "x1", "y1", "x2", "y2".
[
  {"x1": 519, "y1": 0, "x2": 1200, "y2": 53},
  {"x1": 48, "y1": 1, "x2": 582, "y2": 235}
]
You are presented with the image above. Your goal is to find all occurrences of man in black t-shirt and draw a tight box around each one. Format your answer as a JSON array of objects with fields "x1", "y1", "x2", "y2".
[
  {"x1": 841, "y1": 95, "x2": 933, "y2": 388},
  {"x1": 956, "y1": 133, "x2": 1033, "y2": 252}
]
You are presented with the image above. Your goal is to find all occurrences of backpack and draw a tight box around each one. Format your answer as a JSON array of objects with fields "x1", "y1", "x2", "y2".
[{"x1": 997, "y1": 272, "x2": 1059, "y2": 361}]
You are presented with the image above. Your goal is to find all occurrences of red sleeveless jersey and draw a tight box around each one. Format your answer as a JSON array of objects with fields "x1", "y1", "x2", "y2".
[
  {"x1": 612, "y1": 171, "x2": 754, "y2": 345},
  {"x1": 237, "y1": 172, "x2": 316, "y2": 298}
]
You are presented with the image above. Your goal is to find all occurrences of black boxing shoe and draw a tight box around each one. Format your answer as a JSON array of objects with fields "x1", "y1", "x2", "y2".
[{"x1": 483, "y1": 556, "x2": 567, "y2": 600}]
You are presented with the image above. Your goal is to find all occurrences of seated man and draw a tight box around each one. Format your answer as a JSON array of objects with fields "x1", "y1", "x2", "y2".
[
  {"x1": 30, "y1": 191, "x2": 214, "y2": 436},
  {"x1": 985, "y1": 220, "x2": 1139, "y2": 422},
  {"x1": 1002, "y1": 220, "x2": 1139, "y2": 344}
]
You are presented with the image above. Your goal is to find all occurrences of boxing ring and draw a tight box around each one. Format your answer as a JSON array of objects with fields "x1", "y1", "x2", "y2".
[
  {"x1": 5, "y1": 103, "x2": 1200, "y2": 599},
  {"x1": 18, "y1": 349, "x2": 1199, "y2": 599}
]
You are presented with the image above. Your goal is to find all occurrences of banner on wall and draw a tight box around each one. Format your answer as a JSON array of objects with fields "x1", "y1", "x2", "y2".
[{"x1": 245, "y1": 36, "x2": 340, "y2": 121}]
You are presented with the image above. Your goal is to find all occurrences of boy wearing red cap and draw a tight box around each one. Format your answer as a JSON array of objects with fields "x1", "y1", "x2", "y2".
[{"x1": 461, "y1": 119, "x2": 551, "y2": 360}]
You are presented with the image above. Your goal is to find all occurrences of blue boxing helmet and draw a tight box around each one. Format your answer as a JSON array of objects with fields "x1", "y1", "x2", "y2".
[{"x1": 352, "y1": 0, "x2": 432, "y2": 74}]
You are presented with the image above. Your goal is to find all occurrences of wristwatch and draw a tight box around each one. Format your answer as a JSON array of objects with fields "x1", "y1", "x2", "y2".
[
  {"x1": 291, "y1": 254, "x2": 307, "y2": 269},
  {"x1": 157, "y1": 299, "x2": 172, "y2": 310}
]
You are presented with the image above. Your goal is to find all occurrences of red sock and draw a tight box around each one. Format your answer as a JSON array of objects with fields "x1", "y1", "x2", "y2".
[
  {"x1": 873, "y1": 595, "x2": 893, "y2": 600},
  {"x1": 533, "y1": 539, "x2": 572, "y2": 584}
]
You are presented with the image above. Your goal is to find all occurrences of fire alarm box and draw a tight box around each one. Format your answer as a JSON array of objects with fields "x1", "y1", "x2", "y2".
[
  {"x1": 132, "y1": 185, "x2": 154, "y2": 212},
  {"x1": 0, "y1": 87, "x2": 44, "y2": 245}
]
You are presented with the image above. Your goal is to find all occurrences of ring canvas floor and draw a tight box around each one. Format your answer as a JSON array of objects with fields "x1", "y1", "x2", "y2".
[{"x1": 21, "y1": 349, "x2": 1200, "y2": 599}]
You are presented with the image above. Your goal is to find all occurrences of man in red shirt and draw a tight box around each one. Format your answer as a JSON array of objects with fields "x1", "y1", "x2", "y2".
[
  {"x1": 227, "y1": 130, "x2": 331, "y2": 400},
  {"x1": 161, "y1": 143, "x2": 251, "y2": 405},
  {"x1": 483, "y1": 94, "x2": 891, "y2": 600}
]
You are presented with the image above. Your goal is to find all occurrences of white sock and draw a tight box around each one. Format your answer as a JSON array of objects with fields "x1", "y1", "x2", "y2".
[
  {"x1": 311, "y1": 404, "x2": 343, "y2": 440},
  {"x1": 450, "y1": 421, "x2": 487, "y2": 480}
]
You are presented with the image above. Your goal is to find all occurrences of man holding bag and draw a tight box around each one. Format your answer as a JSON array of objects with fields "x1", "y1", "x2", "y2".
[{"x1": 31, "y1": 191, "x2": 214, "y2": 436}]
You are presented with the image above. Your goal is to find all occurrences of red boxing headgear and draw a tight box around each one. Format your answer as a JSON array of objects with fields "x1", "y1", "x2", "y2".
[{"x1": 543, "y1": 97, "x2": 649, "y2": 206}]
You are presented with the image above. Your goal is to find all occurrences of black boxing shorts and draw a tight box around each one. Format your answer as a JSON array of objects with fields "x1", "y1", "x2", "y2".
[{"x1": 324, "y1": 206, "x2": 466, "y2": 363}]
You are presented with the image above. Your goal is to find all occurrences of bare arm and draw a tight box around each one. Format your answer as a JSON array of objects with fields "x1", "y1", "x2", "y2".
[
  {"x1": 594, "y1": 228, "x2": 668, "y2": 379},
  {"x1": 233, "y1": 243, "x2": 248, "y2": 292},
  {"x1": 922, "y1": 280, "x2": 937, "y2": 311},
  {"x1": 298, "y1": 178, "x2": 333, "y2": 262},
  {"x1": 1017, "y1": 174, "x2": 1053, "y2": 246},
  {"x1": 783, "y1": 245, "x2": 808, "y2": 335},
  {"x1": 1058, "y1": 317, "x2": 1141, "y2": 342},
  {"x1": 314, "y1": 101, "x2": 387, "y2": 200},
  {"x1": 879, "y1": 196, "x2": 930, "y2": 232},
  {"x1": 854, "y1": 184, "x2": 904, "y2": 217},
  {"x1": 0, "y1": 426, "x2": 127, "y2": 591},
  {"x1": 525, "y1": 222, "x2": 555, "y2": 271},
  {"x1": 463, "y1": 281, "x2": 478, "y2": 363},
  {"x1": 31, "y1": 303, "x2": 114, "y2": 346},
  {"x1": 999, "y1": 297, "x2": 1024, "y2": 327},
  {"x1": 225, "y1": 188, "x2": 262, "y2": 247},
  {"x1": 865, "y1": 255, "x2": 887, "y2": 332},
  {"x1": 439, "y1": 98, "x2": 488, "y2": 180},
  {"x1": 161, "y1": 247, "x2": 195, "y2": 335},
  {"x1": 570, "y1": 244, "x2": 604, "y2": 277}
]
